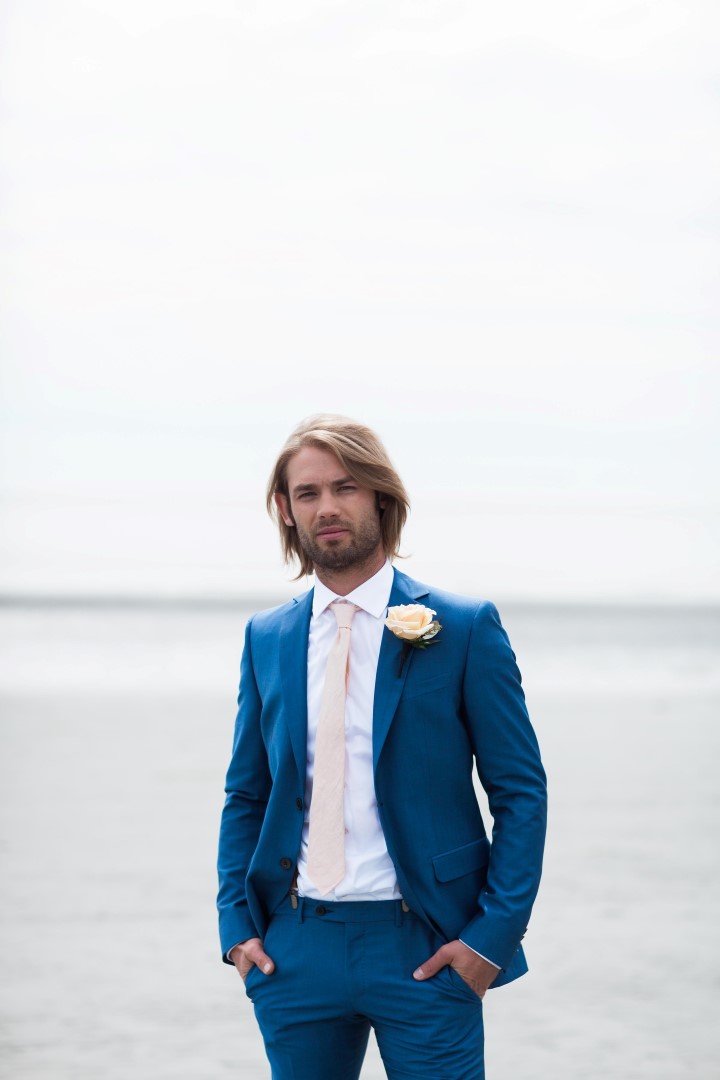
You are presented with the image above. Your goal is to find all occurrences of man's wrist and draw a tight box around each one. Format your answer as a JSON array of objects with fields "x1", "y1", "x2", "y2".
[
  {"x1": 458, "y1": 939, "x2": 501, "y2": 970},
  {"x1": 226, "y1": 940, "x2": 247, "y2": 963}
]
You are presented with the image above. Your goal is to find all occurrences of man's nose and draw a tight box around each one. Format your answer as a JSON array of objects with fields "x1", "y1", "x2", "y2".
[{"x1": 316, "y1": 488, "x2": 340, "y2": 517}]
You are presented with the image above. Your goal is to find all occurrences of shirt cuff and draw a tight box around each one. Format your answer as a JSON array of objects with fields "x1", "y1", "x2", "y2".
[{"x1": 459, "y1": 939, "x2": 501, "y2": 970}]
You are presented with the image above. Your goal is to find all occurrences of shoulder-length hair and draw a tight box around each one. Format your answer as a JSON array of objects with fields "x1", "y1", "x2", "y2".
[{"x1": 266, "y1": 414, "x2": 410, "y2": 579}]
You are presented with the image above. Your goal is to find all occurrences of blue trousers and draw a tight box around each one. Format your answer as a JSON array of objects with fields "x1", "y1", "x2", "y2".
[{"x1": 243, "y1": 896, "x2": 484, "y2": 1080}]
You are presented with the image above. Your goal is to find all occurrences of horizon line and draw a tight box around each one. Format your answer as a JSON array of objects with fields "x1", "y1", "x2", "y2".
[{"x1": 1, "y1": 592, "x2": 719, "y2": 614}]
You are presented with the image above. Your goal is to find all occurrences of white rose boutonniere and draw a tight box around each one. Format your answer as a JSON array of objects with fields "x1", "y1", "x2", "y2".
[{"x1": 385, "y1": 604, "x2": 442, "y2": 650}]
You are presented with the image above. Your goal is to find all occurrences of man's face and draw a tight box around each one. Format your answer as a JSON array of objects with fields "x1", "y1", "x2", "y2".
[{"x1": 275, "y1": 445, "x2": 386, "y2": 574}]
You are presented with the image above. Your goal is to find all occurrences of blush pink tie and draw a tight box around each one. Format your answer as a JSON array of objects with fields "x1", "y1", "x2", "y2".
[{"x1": 306, "y1": 600, "x2": 359, "y2": 896}]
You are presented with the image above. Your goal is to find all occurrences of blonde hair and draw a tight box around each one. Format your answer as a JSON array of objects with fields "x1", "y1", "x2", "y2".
[{"x1": 266, "y1": 414, "x2": 410, "y2": 578}]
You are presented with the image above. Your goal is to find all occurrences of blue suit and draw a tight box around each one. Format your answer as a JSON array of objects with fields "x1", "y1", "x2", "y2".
[{"x1": 218, "y1": 568, "x2": 546, "y2": 990}]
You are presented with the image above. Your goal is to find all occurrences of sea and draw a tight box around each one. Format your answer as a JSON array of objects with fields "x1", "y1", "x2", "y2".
[{"x1": 1, "y1": 600, "x2": 719, "y2": 1079}]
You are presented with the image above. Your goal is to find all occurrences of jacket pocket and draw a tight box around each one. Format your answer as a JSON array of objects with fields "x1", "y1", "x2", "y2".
[
  {"x1": 432, "y1": 837, "x2": 490, "y2": 883},
  {"x1": 402, "y1": 672, "x2": 452, "y2": 701}
]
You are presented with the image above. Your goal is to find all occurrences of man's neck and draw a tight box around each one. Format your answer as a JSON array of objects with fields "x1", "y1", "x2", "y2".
[{"x1": 314, "y1": 549, "x2": 387, "y2": 597}]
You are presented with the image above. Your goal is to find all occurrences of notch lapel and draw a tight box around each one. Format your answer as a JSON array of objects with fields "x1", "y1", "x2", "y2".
[
  {"x1": 372, "y1": 569, "x2": 430, "y2": 768},
  {"x1": 280, "y1": 588, "x2": 314, "y2": 781}
]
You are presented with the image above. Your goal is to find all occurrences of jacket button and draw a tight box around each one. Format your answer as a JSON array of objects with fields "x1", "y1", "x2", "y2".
[
  {"x1": 296, "y1": 798, "x2": 303, "y2": 810},
  {"x1": 315, "y1": 905, "x2": 327, "y2": 916},
  {"x1": 279, "y1": 857, "x2": 292, "y2": 870}
]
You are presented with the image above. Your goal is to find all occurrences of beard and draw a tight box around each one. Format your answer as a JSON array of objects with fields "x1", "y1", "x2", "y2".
[{"x1": 295, "y1": 515, "x2": 383, "y2": 573}]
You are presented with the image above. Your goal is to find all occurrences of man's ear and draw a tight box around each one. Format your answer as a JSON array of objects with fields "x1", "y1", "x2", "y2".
[
  {"x1": 377, "y1": 493, "x2": 388, "y2": 513},
  {"x1": 275, "y1": 492, "x2": 295, "y2": 527}
]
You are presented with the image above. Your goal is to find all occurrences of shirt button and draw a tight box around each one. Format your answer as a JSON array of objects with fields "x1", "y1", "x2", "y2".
[
  {"x1": 279, "y1": 857, "x2": 292, "y2": 870},
  {"x1": 296, "y1": 798, "x2": 303, "y2": 811},
  {"x1": 315, "y1": 905, "x2": 327, "y2": 916}
]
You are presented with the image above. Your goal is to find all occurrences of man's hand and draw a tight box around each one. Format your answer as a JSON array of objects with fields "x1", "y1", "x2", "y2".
[
  {"x1": 229, "y1": 937, "x2": 275, "y2": 982},
  {"x1": 413, "y1": 940, "x2": 499, "y2": 999}
]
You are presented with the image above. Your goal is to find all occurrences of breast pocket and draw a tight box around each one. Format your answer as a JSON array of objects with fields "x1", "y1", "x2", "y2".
[{"x1": 402, "y1": 672, "x2": 453, "y2": 702}]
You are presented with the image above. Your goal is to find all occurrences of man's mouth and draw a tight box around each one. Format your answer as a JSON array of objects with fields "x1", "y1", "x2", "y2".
[{"x1": 316, "y1": 526, "x2": 349, "y2": 540}]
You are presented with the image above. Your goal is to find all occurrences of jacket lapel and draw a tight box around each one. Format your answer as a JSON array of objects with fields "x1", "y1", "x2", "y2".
[
  {"x1": 280, "y1": 587, "x2": 314, "y2": 780},
  {"x1": 372, "y1": 569, "x2": 430, "y2": 768}
]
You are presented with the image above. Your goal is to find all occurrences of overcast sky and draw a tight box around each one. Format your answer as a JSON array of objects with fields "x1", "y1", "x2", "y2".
[{"x1": 1, "y1": 0, "x2": 718, "y2": 602}]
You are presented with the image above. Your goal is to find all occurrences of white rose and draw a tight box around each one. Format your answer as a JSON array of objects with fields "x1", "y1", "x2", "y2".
[{"x1": 385, "y1": 604, "x2": 440, "y2": 642}]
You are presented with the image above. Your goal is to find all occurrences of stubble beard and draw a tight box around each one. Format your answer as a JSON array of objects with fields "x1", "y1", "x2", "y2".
[{"x1": 296, "y1": 516, "x2": 383, "y2": 574}]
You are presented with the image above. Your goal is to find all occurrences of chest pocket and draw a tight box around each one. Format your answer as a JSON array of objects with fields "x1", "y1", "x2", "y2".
[{"x1": 402, "y1": 672, "x2": 453, "y2": 702}]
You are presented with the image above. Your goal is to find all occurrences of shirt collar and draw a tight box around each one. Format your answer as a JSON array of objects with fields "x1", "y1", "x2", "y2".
[{"x1": 312, "y1": 559, "x2": 394, "y2": 619}]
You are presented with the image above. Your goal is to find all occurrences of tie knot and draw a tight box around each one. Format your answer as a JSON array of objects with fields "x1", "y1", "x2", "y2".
[{"x1": 330, "y1": 600, "x2": 359, "y2": 629}]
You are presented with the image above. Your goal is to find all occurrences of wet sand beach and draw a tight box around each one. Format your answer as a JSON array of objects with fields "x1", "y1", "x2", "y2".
[{"x1": 1, "y1": 602, "x2": 719, "y2": 1079}]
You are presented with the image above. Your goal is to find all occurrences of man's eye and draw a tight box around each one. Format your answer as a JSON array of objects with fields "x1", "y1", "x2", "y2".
[
  {"x1": 338, "y1": 485, "x2": 356, "y2": 492},
  {"x1": 297, "y1": 492, "x2": 315, "y2": 500}
]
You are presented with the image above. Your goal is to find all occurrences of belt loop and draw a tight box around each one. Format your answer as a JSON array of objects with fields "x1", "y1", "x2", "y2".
[
  {"x1": 395, "y1": 900, "x2": 403, "y2": 927},
  {"x1": 297, "y1": 895, "x2": 306, "y2": 923}
]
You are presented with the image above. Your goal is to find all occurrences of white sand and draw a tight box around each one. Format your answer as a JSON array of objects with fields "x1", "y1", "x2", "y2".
[{"x1": 1, "y1": 604, "x2": 718, "y2": 1079}]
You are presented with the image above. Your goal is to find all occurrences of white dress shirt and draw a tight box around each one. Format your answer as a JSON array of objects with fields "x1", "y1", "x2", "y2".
[{"x1": 297, "y1": 559, "x2": 402, "y2": 901}]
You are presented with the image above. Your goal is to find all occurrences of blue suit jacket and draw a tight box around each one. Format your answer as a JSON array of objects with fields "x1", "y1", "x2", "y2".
[{"x1": 217, "y1": 568, "x2": 547, "y2": 987}]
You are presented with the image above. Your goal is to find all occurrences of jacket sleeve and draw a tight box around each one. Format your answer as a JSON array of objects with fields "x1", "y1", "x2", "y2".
[
  {"x1": 217, "y1": 617, "x2": 272, "y2": 961},
  {"x1": 458, "y1": 601, "x2": 547, "y2": 971}
]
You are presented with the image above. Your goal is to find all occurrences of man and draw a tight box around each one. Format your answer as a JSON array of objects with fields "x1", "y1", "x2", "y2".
[{"x1": 217, "y1": 415, "x2": 546, "y2": 1079}]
